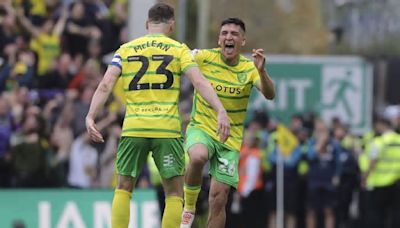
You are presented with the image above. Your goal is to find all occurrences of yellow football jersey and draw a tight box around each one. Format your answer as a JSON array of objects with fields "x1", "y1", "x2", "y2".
[
  {"x1": 30, "y1": 0, "x2": 47, "y2": 17},
  {"x1": 30, "y1": 33, "x2": 60, "y2": 76},
  {"x1": 188, "y1": 48, "x2": 260, "y2": 151},
  {"x1": 111, "y1": 33, "x2": 197, "y2": 138}
]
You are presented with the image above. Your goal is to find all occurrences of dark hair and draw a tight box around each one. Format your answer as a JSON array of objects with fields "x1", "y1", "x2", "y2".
[
  {"x1": 221, "y1": 17, "x2": 246, "y2": 32},
  {"x1": 148, "y1": 3, "x2": 174, "y2": 23}
]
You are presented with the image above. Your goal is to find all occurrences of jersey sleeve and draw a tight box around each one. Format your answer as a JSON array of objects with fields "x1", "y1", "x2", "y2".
[
  {"x1": 191, "y1": 49, "x2": 208, "y2": 65},
  {"x1": 180, "y1": 44, "x2": 198, "y2": 73},
  {"x1": 110, "y1": 48, "x2": 123, "y2": 70}
]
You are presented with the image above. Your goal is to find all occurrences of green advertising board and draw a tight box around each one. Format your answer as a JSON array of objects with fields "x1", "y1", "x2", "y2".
[
  {"x1": 0, "y1": 189, "x2": 159, "y2": 228},
  {"x1": 248, "y1": 55, "x2": 373, "y2": 134}
]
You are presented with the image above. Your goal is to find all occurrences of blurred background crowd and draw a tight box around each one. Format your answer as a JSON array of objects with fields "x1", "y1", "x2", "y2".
[
  {"x1": 223, "y1": 111, "x2": 400, "y2": 228},
  {"x1": 1, "y1": 0, "x2": 400, "y2": 228},
  {"x1": 0, "y1": 0, "x2": 130, "y2": 189}
]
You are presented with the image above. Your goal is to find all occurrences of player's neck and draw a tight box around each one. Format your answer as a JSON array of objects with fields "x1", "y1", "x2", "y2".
[
  {"x1": 221, "y1": 54, "x2": 239, "y2": 66},
  {"x1": 148, "y1": 29, "x2": 167, "y2": 35},
  {"x1": 147, "y1": 23, "x2": 171, "y2": 36}
]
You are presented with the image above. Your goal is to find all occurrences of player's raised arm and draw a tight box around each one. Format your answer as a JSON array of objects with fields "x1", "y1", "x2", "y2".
[
  {"x1": 85, "y1": 65, "x2": 121, "y2": 143},
  {"x1": 185, "y1": 67, "x2": 231, "y2": 143},
  {"x1": 253, "y1": 48, "x2": 275, "y2": 100}
]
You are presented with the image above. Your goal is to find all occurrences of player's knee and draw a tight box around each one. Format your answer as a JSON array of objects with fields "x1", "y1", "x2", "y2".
[
  {"x1": 189, "y1": 154, "x2": 207, "y2": 167},
  {"x1": 188, "y1": 145, "x2": 208, "y2": 167}
]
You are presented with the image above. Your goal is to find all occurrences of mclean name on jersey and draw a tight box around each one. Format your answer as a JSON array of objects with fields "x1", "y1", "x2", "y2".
[{"x1": 132, "y1": 40, "x2": 171, "y2": 52}]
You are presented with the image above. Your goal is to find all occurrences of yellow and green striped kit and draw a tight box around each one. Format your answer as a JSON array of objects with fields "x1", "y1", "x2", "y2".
[
  {"x1": 112, "y1": 34, "x2": 197, "y2": 138},
  {"x1": 188, "y1": 48, "x2": 261, "y2": 151}
]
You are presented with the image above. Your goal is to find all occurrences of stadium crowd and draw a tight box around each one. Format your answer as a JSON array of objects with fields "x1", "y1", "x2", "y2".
[
  {"x1": 224, "y1": 111, "x2": 400, "y2": 228},
  {"x1": 0, "y1": 0, "x2": 131, "y2": 188},
  {"x1": 1, "y1": 1, "x2": 400, "y2": 228}
]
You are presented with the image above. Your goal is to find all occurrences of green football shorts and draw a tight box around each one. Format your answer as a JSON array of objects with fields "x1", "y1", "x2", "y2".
[
  {"x1": 116, "y1": 136, "x2": 185, "y2": 179},
  {"x1": 185, "y1": 127, "x2": 240, "y2": 188}
]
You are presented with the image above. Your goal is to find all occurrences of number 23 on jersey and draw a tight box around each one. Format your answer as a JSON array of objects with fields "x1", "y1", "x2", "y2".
[{"x1": 127, "y1": 54, "x2": 174, "y2": 91}]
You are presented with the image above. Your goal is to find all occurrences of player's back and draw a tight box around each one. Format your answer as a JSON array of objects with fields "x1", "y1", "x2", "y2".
[{"x1": 114, "y1": 34, "x2": 196, "y2": 138}]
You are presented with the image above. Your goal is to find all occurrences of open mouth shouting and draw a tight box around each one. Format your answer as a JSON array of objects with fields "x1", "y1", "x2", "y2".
[
  {"x1": 218, "y1": 23, "x2": 245, "y2": 63},
  {"x1": 224, "y1": 43, "x2": 235, "y2": 54}
]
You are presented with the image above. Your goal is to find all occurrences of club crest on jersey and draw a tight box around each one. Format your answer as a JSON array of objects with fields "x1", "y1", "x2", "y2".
[{"x1": 237, "y1": 73, "x2": 247, "y2": 83}]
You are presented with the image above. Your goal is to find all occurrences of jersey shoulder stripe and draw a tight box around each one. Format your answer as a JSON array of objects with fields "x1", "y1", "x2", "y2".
[
  {"x1": 122, "y1": 128, "x2": 181, "y2": 134},
  {"x1": 198, "y1": 49, "x2": 256, "y2": 71},
  {"x1": 195, "y1": 95, "x2": 247, "y2": 113},
  {"x1": 203, "y1": 73, "x2": 252, "y2": 86},
  {"x1": 202, "y1": 60, "x2": 255, "y2": 74},
  {"x1": 218, "y1": 94, "x2": 250, "y2": 100}
]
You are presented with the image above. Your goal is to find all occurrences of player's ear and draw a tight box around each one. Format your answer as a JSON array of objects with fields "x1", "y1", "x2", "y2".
[
  {"x1": 241, "y1": 38, "x2": 246, "y2": 46},
  {"x1": 145, "y1": 20, "x2": 149, "y2": 30},
  {"x1": 169, "y1": 20, "x2": 175, "y2": 32}
]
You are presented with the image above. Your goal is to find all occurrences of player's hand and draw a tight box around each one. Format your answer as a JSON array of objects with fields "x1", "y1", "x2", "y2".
[
  {"x1": 252, "y1": 49, "x2": 266, "y2": 72},
  {"x1": 85, "y1": 117, "x2": 104, "y2": 143},
  {"x1": 217, "y1": 110, "x2": 230, "y2": 143}
]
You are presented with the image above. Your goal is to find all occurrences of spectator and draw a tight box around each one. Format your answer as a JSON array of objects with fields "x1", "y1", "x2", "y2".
[
  {"x1": 87, "y1": 39, "x2": 102, "y2": 62},
  {"x1": 333, "y1": 124, "x2": 360, "y2": 228},
  {"x1": 0, "y1": 43, "x2": 18, "y2": 92},
  {"x1": 268, "y1": 129, "x2": 302, "y2": 228},
  {"x1": 67, "y1": 133, "x2": 98, "y2": 188},
  {"x1": 68, "y1": 59, "x2": 102, "y2": 90},
  {"x1": 98, "y1": 122, "x2": 120, "y2": 188},
  {"x1": 100, "y1": 0, "x2": 127, "y2": 54},
  {"x1": 72, "y1": 86, "x2": 95, "y2": 137},
  {"x1": 237, "y1": 130, "x2": 265, "y2": 228},
  {"x1": 295, "y1": 126, "x2": 311, "y2": 228},
  {"x1": 11, "y1": 111, "x2": 47, "y2": 187},
  {"x1": 362, "y1": 117, "x2": 400, "y2": 228},
  {"x1": 290, "y1": 113, "x2": 303, "y2": 132},
  {"x1": 8, "y1": 87, "x2": 31, "y2": 128},
  {"x1": 306, "y1": 120, "x2": 341, "y2": 228},
  {"x1": 67, "y1": 112, "x2": 116, "y2": 188},
  {"x1": 40, "y1": 53, "x2": 74, "y2": 89},
  {"x1": 64, "y1": 1, "x2": 101, "y2": 58},
  {"x1": 46, "y1": 94, "x2": 74, "y2": 186},
  {"x1": 0, "y1": 95, "x2": 15, "y2": 187},
  {"x1": 0, "y1": 3, "x2": 17, "y2": 54},
  {"x1": 10, "y1": 51, "x2": 35, "y2": 89},
  {"x1": 16, "y1": 6, "x2": 68, "y2": 79}
]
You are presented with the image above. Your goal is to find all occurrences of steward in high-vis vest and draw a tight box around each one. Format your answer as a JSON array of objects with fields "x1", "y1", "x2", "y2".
[
  {"x1": 237, "y1": 130, "x2": 264, "y2": 228},
  {"x1": 357, "y1": 129, "x2": 376, "y2": 227},
  {"x1": 362, "y1": 117, "x2": 400, "y2": 228},
  {"x1": 238, "y1": 142, "x2": 264, "y2": 195}
]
